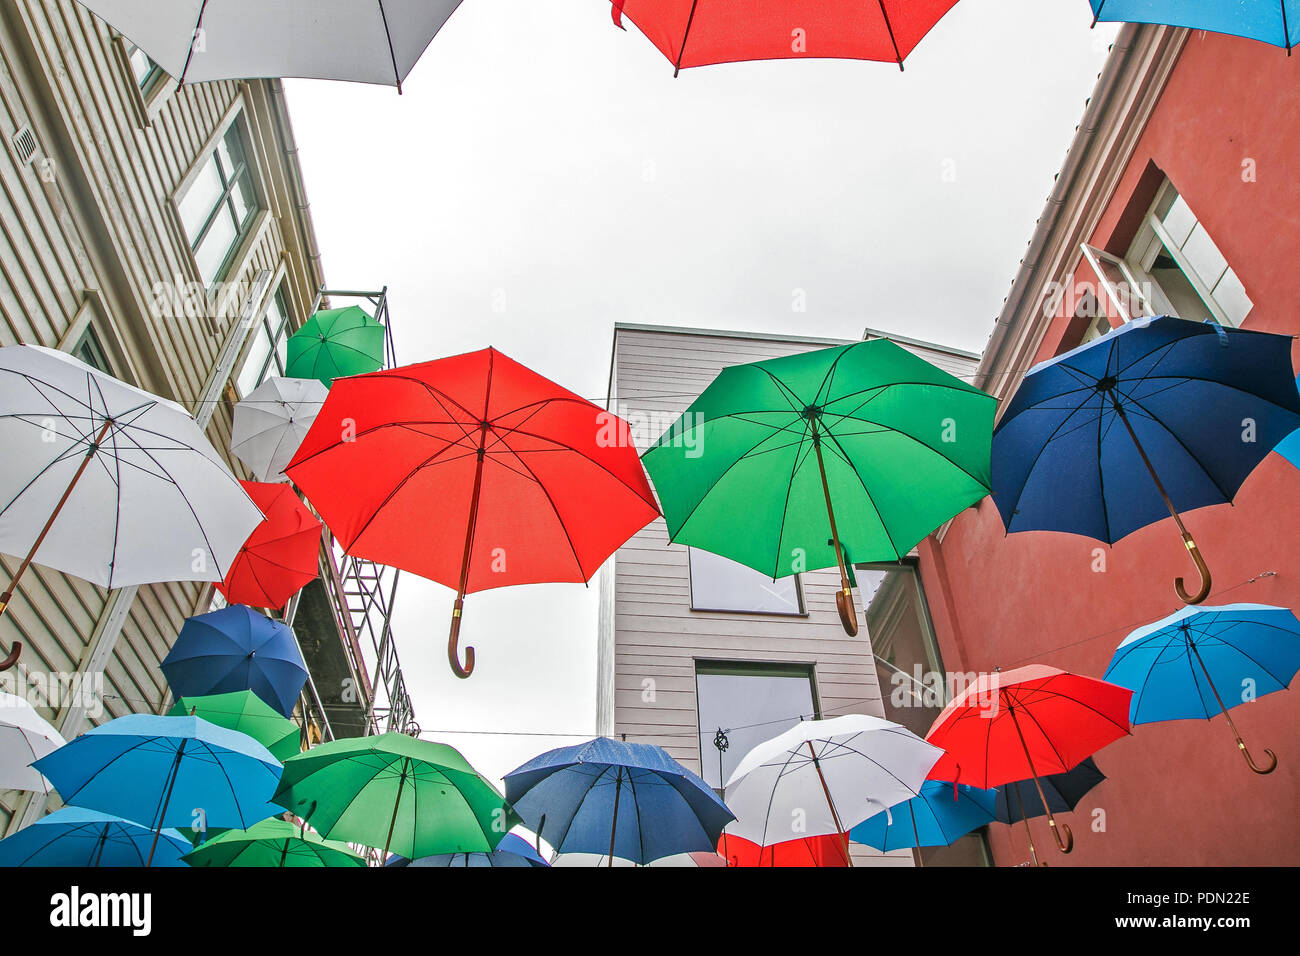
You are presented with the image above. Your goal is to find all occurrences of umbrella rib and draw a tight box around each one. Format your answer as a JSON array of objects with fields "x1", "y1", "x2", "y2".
[
  {"x1": 552, "y1": 763, "x2": 616, "y2": 853},
  {"x1": 823, "y1": 406, "x2": 992, "y2": 489},
  {"x1": 1191, "y1": 625, "x2": 1298, "y2": 690},
  {"x1": 998, "y1": 386, "x2": 1102, "y2": 531},
  {"x1": 769, "y1": 415, "x2": 814, "y2": 578},
  {"x1": 1112, "y1": 385, "x2": 1237, "y2": 503},
  {"x1": 485, "y1": 425, "x2": 660, "y2": 510},
  {"x1": 819, "y1": 426, "x2": 905, "y2": 559}
]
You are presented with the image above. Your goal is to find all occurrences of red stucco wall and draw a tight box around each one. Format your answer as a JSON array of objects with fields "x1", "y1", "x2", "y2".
[{"x1": 918, "y1": 33, "x2": 1300, "y2": 866}]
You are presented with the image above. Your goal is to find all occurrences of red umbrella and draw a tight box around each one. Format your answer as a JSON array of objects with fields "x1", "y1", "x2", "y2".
[
  {"x1": 285, "y1": 348, "x2": 660, "y2": 678},
  {"x1": 610, "y1": 0, "x2": 961, "y2": 75},
  {"x1": 924, "y1": 665, "x2": 1131, "y2": 859},
  {"x1": 718, "y1": 831, "x2": 851, "y2": 867},
  {"x1": 215, "y1": 481, "x2": 322, "y2": 611}
]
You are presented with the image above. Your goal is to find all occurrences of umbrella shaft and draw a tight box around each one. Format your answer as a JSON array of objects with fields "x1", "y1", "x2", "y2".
[
  {"x1": 382, "y1": 757, "x2": 410, "y2": 862},
  {"x1": 608, "y1": 769, "x2": 622, "y2": 867},
  {"x1": 810, "y1": 429, "x2": 850, "y2": 590},
  {"x1": 806, "y1": 741, "x2": 853, "y2": 867},
  {"x1": 1110, "y1": 400, "x2": 1188, "y2": 535},
  {"x1": 147, "y1": 738, "x2": 187, "y2": 868}
]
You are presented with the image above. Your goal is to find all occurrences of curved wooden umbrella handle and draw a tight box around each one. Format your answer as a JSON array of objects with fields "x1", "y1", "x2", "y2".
[
  {"x1": 1050, "y1": 819, "x2": 1073, "y2": 854},
  {"x1": 835, "y1": 588, "x2": 859, "y2": 637},
  {"x1": 0, "y1": 640, "x2": 19, "y2": 672},
  {"x1": 448, "y1": 603, "x2": 475, "y2": 679},
  {"x1": 1174, "y1": 533, "x2": 1211, "y2": 605},
  {"x1": 1241, "y1": 743, "x2": 1278, "y2": 775}
]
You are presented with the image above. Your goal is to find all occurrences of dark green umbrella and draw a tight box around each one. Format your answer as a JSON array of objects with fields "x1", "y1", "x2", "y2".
[
  {"x1": 182, "y1": 817, "x2": 364, "y2": 868},
  {"x1": 285, "y1": 306, "x2": 385, "y2": 386},
  {"x1": 273, "y1": 733, "x2": 519, "y2": 860},
  {"x1": 642, "y1": 339, "x2": 994, "y2": 634},
  {"x1": 167, "y1": 691, "x2": 301, "y2": 762}
]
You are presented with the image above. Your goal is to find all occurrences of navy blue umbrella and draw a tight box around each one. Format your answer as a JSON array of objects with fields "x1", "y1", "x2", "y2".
[
  {"x1": 994, "y1": 758, "x2": 1105, "y2": 867},
  {"x1": 504, "y1": 737, "x2": 735, "y2": 866},
  {"x1": 992, "y1": 316, "x2": 1300, "y2": 603},
  {"x1": 386, "y1": 833, "x2": 550, "y2": 868},
  {"x1": 162, "y1": 605, "x2": 308, "y2": 717}
]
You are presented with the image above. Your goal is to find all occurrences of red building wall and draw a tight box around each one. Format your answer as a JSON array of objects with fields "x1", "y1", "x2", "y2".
[{"x1": 918, "y1": 34, "x2": 1300, "y2": 866}]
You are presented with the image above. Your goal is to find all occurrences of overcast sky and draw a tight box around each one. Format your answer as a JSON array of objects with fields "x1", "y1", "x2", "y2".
[{"x1": 283, "y1": 0, "x2": 1119, "y2": 784}]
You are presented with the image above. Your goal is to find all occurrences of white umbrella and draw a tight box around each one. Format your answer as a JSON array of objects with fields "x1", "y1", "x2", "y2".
[
  {"x1": 722, "y1": 714, "x2": 944, "y2": 865},
  {"x1": 230, "y1": 377, "x2": 328, "y2": 483},
  {"x1": 75, "y1": 0, "x2": 465, "y2": 91},
  {"x1": 0, "y1": 692, "x2": 65, "y2": 793},
  {"x1": 0, "y1": 345, "x2": 263, "y2": 634}
]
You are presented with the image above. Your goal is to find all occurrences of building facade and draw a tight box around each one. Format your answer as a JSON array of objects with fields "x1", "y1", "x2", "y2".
[
  {"x1": 598, "y1": 323, "x2": 988, "y2": 866},
  {"x1": 0, "y1": 1, "x2": 410, "y2": 835},
  {"x1": 917, "y1": 24, "x2": 1300, "y2": 866}
]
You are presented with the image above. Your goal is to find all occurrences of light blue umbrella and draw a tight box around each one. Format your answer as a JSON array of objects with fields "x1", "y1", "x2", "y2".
[
  {"x1": 0, "y1": 807, "x2": 190, "y2": 867},
  {"x1": 849, "y1": 780, "x2": 996, "y2": 854},
  {"x1": 1090, "y1": 0, "x2": 1299, "y2": 51},
  {"x1": 387, "y1": 833, "x2": 551, "y2": 868},
  {"x1": 1104, "y1": 603, "x2": 1300, "y2": 774},
  {"x1": 1272, "y1": 374, "x2": 1300, "y2": 468},
  {"x1": 32, "y1": 713, "x2": 283, "y2": 865}
]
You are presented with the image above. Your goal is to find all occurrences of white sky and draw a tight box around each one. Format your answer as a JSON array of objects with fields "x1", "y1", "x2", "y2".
[{"x1": 283, "y1": 0, "x2": 1119, "y2": 786}]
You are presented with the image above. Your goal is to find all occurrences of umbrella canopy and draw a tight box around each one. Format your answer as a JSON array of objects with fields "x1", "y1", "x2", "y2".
[
  {"x1": 274, "y1": 733, "x2": 518, "y2": 860},
  {"x1": 162, "y1": 605, "x2": 309, "y2": 718},
  {"x1": 722, "y1": 715, "x2": 943, "y2": 865},
  {"x1": 215, "y1": 482, "x2": 322, "y2": 610},
  {"x1": 991, "y1": 316, "x2": 1300, "y2": 603},
  {"x1": 1105, "y1": 603, "x2": 1300, "y2": 774},
  {"x1": 925, "y1": 665, "x2": 1131, "y2": 857},
  {"x1": 285, "y1": 306, "x2": 386, "y2": 387},
  {"x1": 32, "y1": 714, "x2": 283, "y2": 864},
  {"x1": 643, "y1": 339, "x2": 992, "y2": 635},
  {"x1": 0, "y1": 807, "x2": 190, "y2": 867},
  {"x1": 231, "y1": 376, "x2": 329, "y2": 483},
  {"x1": 717, "y1": 831, "x2": 851, "y2": 867},
  {"x1": 994, "y1": 758, "x2": 1105, "y2": 825},
  {"x1": 388, "y1": 832, "x2": 550, "y2": 868},
  {"x1": 504, "y1": 737, "x2": 734, "y2": 866},
  {"x1": 286, "y1": 347, "x2": 659, "y2": 677},
  {"x1": 0, "y1": 692, "x2": 64, "y2": 793},
  {"x1": 1272, "y1": 373, "x2": 1300, "y2": 469},
  {"x1": 70, "y1": 0, "x2": 466, "y2": 89},
  {"x1": 183, "y1": 817, "x2": 363, "y2": 868},
  {"x1": 610, "y1": 0, "x2": 961, "y2": 74},
  {"x1": 0, "y1": 345, "x2": 262, "y2": 662},
  {"x1": 167, "y1": 690, "x2": 301, "y2": 762},
  {"x1": 849, "y1": 779, "x2": 996, "y2": 852},
  {"x1": 1089, "y1": 1, "x2": 1298, "y2": 51}
]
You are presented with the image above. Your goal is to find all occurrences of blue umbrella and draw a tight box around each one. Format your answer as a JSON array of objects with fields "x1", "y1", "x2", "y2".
[
  {"x1": 32, "y1": 713, "x2": 283, "y2": 865},
  {"x1": 849, "y1": 780, "x2": 996, "y2": 855},
  {"x1": 162, "y1": 605, "x2": 308, "y2": 717},
  {"x1": 387, "y1": 833, "x2": 551, "y2": 868},
  {"x1": 992, "y1": 316, "x2": 1300, "y2": 603},
  {"x1": 1271, "y1": 373, "x2": 1300, "y2": 468},
  {"x1": 503, "y1": 737, "x2": 735, "y2": 866},
  {"x1": 1105, "y1": 603, "x2": 1300, "y2": 774},
  {"x1": 1089, "y1": 1, "x2": 1298, "y2": 52},
  {"x1": 0, "y1": 807, "x2": 190, "y2": 867}
]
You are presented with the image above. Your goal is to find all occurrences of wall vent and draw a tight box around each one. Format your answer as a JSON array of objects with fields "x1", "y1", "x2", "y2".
[{"x1": 11, "y1": 125, "x2": 38, "y2": 165}]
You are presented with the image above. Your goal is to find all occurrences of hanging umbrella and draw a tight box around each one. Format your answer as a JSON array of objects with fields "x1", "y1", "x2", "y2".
[
  {"x1": 286, "y1": 347, "x2": 659, "y2": 678},
  {"x1": 0, "y1": 345, "x2": 263, "y2": 668},
  {"x1": 1105, "y1": 603, "x2": 1300, "y2": 775},
  {"x1": 992, "y1": 316, "x2": 1300, "y2": 604},
  {"x1": 1089, "y1": 1, "x2": 1298, "y2": 52},
  {"x1": 993, "y1": 758, "x2": 1105, "y2": 866},
  {"x1": 167, "y1": 690, "x2": 302, "y2": 762},
  {"x1": 609, "y1": 0, "x2": 961, "y2": 75},
  {"x1": 504, "y1": 737, "x2": 734, "y2": 867},
  {"x1": 285, "y1": 306, "x2": 386, "y2": 387},
  {"x1": 1272, "y1": 373, "x2": 1300, "y2": 469},
  {"x1": 32, "y1": 713, "x2": 283, "y2": 866},
  {"x1": 387, "y1": 832, "x2": 551, "y2": 868},
  {"x1": 722, "y1": 715, "x2": 943, "y2": 867},
  {"x1": 215, "y1": 482, "x2": 322, "y2": 610},
  {"x1": 717, "y1": 831, "x2": 851, "y2": 867},
  {"x1": 643, "y1": 338, "x2": 993, "y2": 635},
  {"x1": 0, "y1": 807, "x2": 190, "y2": 867},
  {"x1": 231, "y1": 377, "x2": 329, "y2": 483},
  {"x1": 161, "y1": 605, "x2": 309, "y2": 718},
  {"x1": 70, "y1": 1, "x2": 466, "y2": 90},
  {"x1": 274, "y1": 733, "x2": 518, "y2": 860},
  {"x1": 182, "y1": 817, "x2": 363, "y2": 868},
  {"x1": 849, "y1": 779, "x2": 996, "y2": 859},
  {"x1": 925, "y1": 666, "x2": 1131, "y2": 857},
  {"x1": 0, "y1": 692, "x2": 64, "y2": 793}
]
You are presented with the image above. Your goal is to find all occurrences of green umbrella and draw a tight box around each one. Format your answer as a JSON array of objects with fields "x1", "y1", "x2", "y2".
[
  {"x1": 642, "y1": 339, "x2": 994, "y2": 635},
  {"x1": 182, "y1": 817, "x2": 364, "y2": 868},
  {"x1": 285, "y1": 306, "x2": 385, "y2": 386},
  {"x1": 273, "y1": 733, "x2": 519, "y2": 860},
  {"x1": 168, "y1": 691, "x2": 301, "y2": 762}
]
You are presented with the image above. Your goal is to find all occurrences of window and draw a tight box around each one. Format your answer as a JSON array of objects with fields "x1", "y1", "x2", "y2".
[
  {"x1": 688, "y1": 548, "x2": 803, "y2": 615},
  {"x1": 178, "y1": 118, "x2": 260, "y2": 286},
  {"x1": 71, "y1": 326, "x2": 113, "y2": 374},
  {"x1": 695, "y1": 661, "x2": 817, "y2": 792},
  {"x1": 235, "y1": 285, "x2": 292, "y2": 396},
  {"x1": 860, "y1": 562, "x2": 945, "y2": 741},
  {"x1": 125, "y1": 43, "x2": 162, "y2": 92}
]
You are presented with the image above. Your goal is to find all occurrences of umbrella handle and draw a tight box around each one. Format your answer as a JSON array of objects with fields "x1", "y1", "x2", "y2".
[
  {"x1": 0, "y1": 633, "x2": 19, "y2": 672},
  {"x1": 835, "y1": 587, "x2": 859, "y2": 637},
  {"x1": 1173, "y1": 532, "x2": 1211, "y2": 605},
  {"x1": 448, "y1": 603, "x2": 475, "y2": 679},
  {"x1": 1241, "y1": 742, "x2": 1278, "y2": 775},
  {"x1": 1050, "y1": 818, "x2": 1073, "y2": 854}
]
